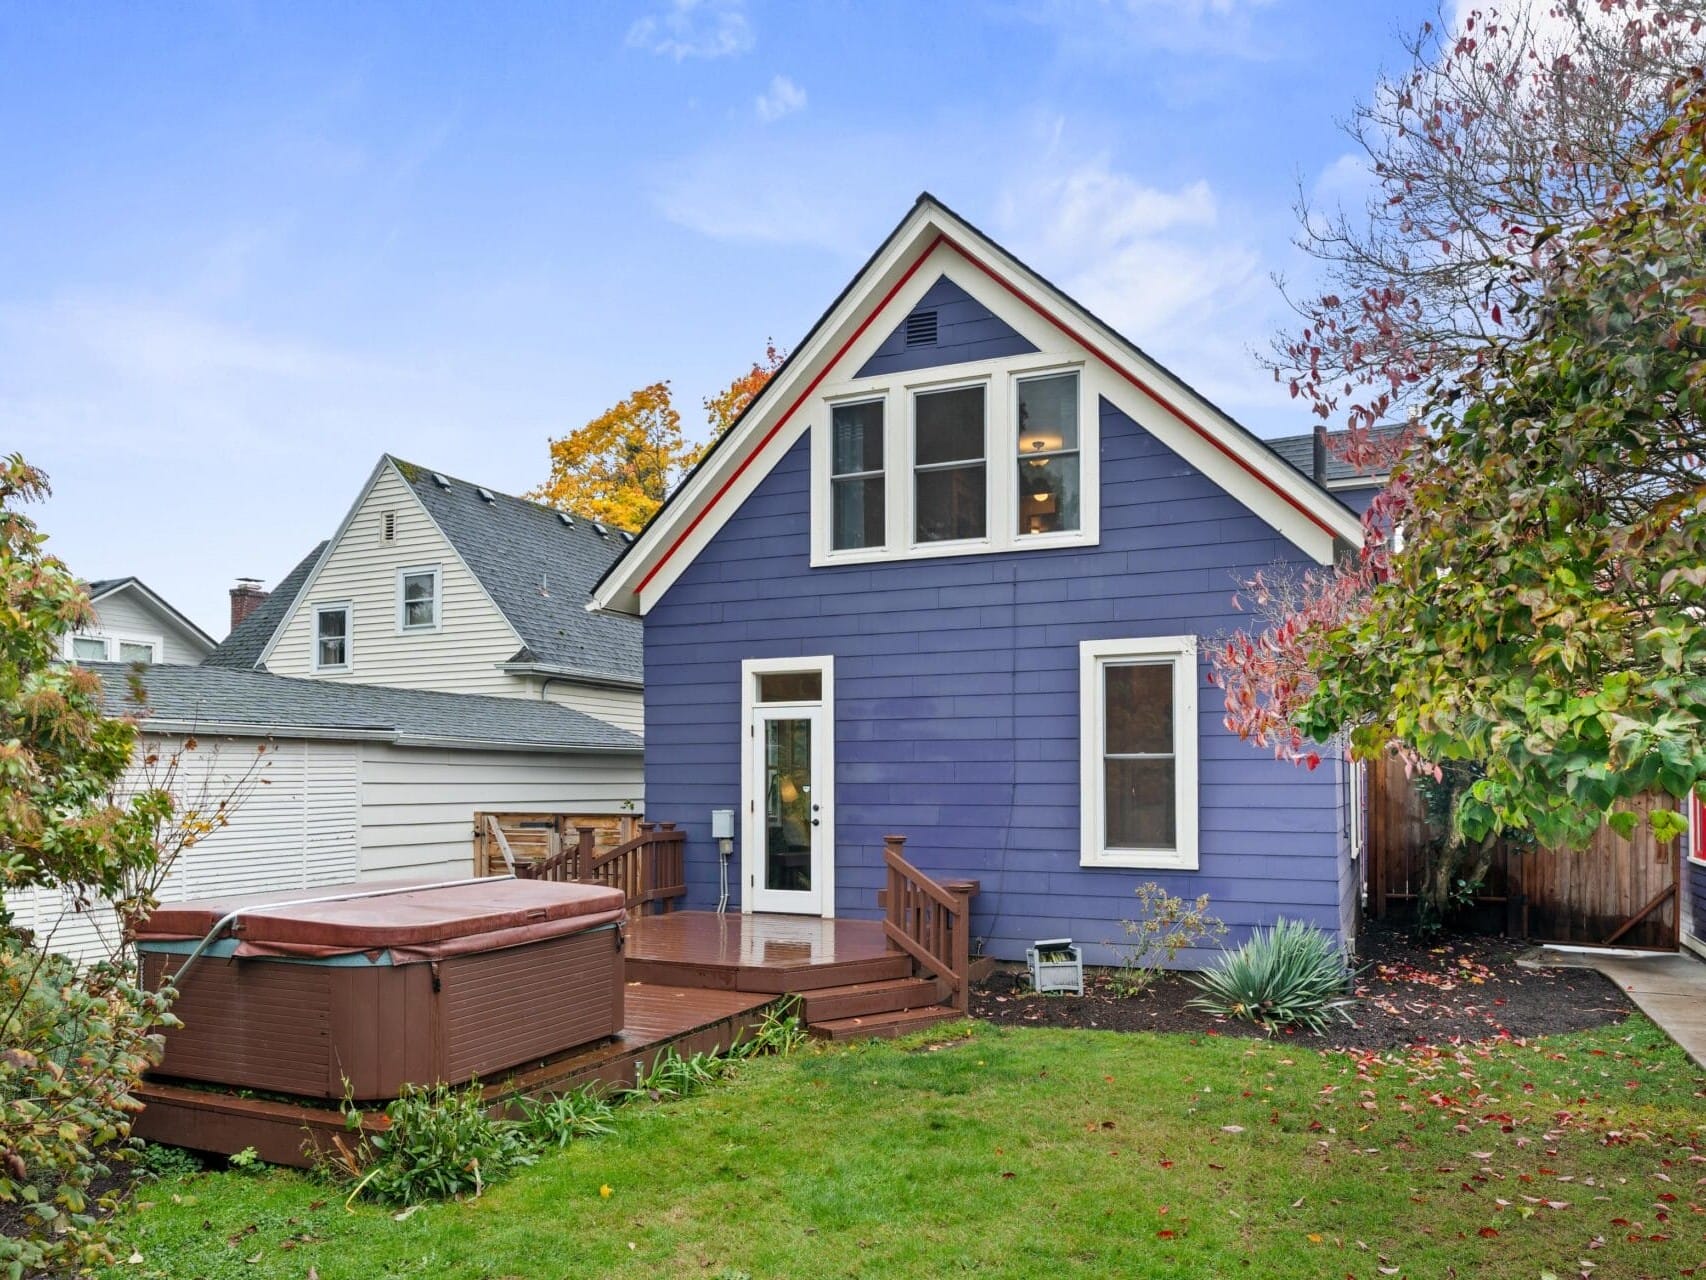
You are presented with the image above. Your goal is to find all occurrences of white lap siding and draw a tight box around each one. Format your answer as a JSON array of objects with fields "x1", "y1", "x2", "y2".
[
  {"x1": 12, "y1": 734, "x2": 360, "y2": 966},
  {"x1": 356, "y1": 744, "x2": 645, "y2": 879},
  {"x1": 536, "y1": 680, "x2": 644, "y2": 735}
]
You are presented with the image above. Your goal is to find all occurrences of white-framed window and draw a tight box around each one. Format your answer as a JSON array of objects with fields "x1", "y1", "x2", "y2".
[
  {"x1": 809, "y1": 358, "x2": 1098, "y2": 567},
  {"x1": 1079, "y1": 636, "x2": 1199, "y2": 870},
  {"x1": 314, "y1": 603, "x2": 352, "y2": 671},
  {"x1": 829, "y1": 398, "x2": 885, "y2": 552},
  {"x1": 66, "y1": 633, "x2": 160, "y2": 664},
  {"x1": 396, "y1": 566, "x2": 441, "y2": 633}
]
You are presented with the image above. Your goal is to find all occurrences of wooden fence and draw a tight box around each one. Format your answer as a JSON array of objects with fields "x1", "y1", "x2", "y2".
[
  {"x1": 1365, "y1": 759, "x2": 1680, "y2": 949},
  {"x1": 473, "y1": 812, "x2": 640, "y2": 878}
]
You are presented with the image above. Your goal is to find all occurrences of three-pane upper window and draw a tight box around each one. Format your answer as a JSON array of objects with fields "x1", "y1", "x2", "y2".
[
  {"x1": 814, "y1": 366, "x2": 1092, "y2": 564},
  {"x1": 914, "y1": 385, "x2": 987, "y2": 543},
  {"x1": 830, "y1": 400, "x2": 884, "y2": 552},
  {"x1": 315, "y1": 605, "x2": 351, "y2": 671},
  {"x1": 398, "y1": 568, "x2": 440, "y2": 631}
]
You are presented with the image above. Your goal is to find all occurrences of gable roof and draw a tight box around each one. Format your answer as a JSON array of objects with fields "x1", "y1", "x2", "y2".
[
  {"x1": 202, "y1": 541, "x2": 328, "y2": 670},
  {"x1": 1268, "y1": 428, "x2": 1403, "y2": 490},
  {"x1": 389, "y1": 459, "x2": 642, "y2": 686},
  {"x1": 83, "y1": 577, "x2": 217, "y2": 651},
  {"x1": 91, "y1": 661, "x2": 640, "y2": 754},
  {"x1": 591, "y1": 193, "x2": 1366, "y2": 616}
]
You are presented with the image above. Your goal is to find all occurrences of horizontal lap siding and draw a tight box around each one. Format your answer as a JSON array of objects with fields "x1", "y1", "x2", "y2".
[
  {"x1": 355, "y1": 744, "x2": 643, "y2": 877},
  {"x1": 89, "y1": 589, "x2": 211, "y2": 664},
  {"x1": 854, "y1": 275, "x2": 1036, "y2": 379},
  {"x1": 1689, "y1": 859, "x2": 1706, "y2": 948},
  {"x1": 644, "y1": 398, "x2": 1346, "y2": 965}
]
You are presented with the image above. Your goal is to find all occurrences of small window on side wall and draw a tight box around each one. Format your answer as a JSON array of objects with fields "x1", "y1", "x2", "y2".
[
  {"x1": 398, "y1": 567, "x2": 440, "y2": 632},
  {"x1": 1016, "y1": 372, "x2": 1080, "y2": 536},
  {"x1": 314, "y1": 605, "x2": 351, "y2": 671},
  {"x1": 830, "y1": 400, "x2": 885, "y2": 551},
  {"x1": 1080, "y1": 636, "x2": 1198, "y2": 869}
]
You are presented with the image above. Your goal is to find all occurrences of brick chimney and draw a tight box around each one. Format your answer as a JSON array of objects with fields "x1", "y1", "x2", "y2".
[{"x1": 229, "y1": 578, "x2": 268, "y2": 633}]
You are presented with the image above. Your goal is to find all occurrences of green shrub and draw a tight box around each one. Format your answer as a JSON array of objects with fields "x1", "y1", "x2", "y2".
[
  {"x1": 134, "y1": 1142, "x2": 203, "y2": 1181},
  {"x1": 338, "y1": 1081, "x2": 535, "y2": 1206},
  {"x1": 1109, "y1": 883, "x2": 1227, "y2": 996},
  {"x1": 1186, "y1": 918, "x2": 1355, "y2": 1035},
  {"x1": 515, "y1": 1087, "x2": 615, "y2": 1149}
]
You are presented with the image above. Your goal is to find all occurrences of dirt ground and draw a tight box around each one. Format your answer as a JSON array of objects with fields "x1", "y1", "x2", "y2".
[{"x1": 970, "y1": 921, "x2": 1635, "y2": 1050}]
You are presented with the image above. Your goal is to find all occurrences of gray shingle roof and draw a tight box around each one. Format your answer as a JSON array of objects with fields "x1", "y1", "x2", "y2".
[
  {"x1": 90, "y1": 661, "x2": 640, "y2": 754},
  {"x1": 1267, "y1": 429, "x2": 1403, "y2": 488},
  {"x1": 390, "y1": 459, "x2": 642, "y2": 686},
  {"x1": 203, "y1": 542, "x2": 328, "y2": 670}
]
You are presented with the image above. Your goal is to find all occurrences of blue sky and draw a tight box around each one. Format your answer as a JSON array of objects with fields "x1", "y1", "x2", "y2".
[{"x1": 2, "y1": 0, "x2": 1432, "y2": 636}]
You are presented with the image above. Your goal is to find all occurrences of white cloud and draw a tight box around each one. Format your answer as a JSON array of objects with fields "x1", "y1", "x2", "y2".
[
  {"x1": 1019, "y1": 0, "x2": 1281, "y2": 61},
  {"x1": 755, "y1": 74, "x2": 806, "y2": 123},
  {"x1": 626, "y1": 0, "x2": 752, "y2": 61}
]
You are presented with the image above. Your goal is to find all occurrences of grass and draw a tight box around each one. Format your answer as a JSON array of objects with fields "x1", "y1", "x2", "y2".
[{"x1": 109, "y1": 1018, "x2": 1704, "y2": 1279}]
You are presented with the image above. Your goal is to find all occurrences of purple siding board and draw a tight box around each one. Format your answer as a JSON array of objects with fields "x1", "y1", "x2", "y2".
[
  {"x1": 1690, "y1": 857, "x2": 1706, "y2": 943},
  {"x1": 1335, "y1": 484, "x2": 1381, "y2": 516},
  {"x1": 643, "y1": 397, "x2": 1350, "y2": 965},
  {"x1": 854, "y1": 275, "x2": 1037, "y2": 379}
]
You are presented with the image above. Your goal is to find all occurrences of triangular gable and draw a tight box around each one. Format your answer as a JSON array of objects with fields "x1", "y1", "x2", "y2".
[
  {"x1": 853, "y1": 274, "x2": 1037, "y2": 379},
  {"x1": 591, "y1": 194, "x2": 1365, "y2": 617}
]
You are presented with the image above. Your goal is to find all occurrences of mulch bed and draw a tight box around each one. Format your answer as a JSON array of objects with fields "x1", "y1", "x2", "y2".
[{"x1": 970, "y1": 921, "x2": 1635, "y2": 1051}]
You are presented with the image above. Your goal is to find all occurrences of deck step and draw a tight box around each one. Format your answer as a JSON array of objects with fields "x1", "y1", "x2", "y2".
[
  {"x1": 797, "y1": 977, "x2": 942, "y2": 1023},
  {"x1": 808, "y1": 1004, "x2": 962, "y2": 1041}
]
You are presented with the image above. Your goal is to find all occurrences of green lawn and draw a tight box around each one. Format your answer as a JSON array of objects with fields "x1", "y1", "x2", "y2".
[{"x1": 109, "y1": 1019, "x2": 1704, "y2": 1279}]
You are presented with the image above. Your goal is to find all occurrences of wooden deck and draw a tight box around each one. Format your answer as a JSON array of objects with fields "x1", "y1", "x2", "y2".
[{"x1": 133, "y1": 981, "x2": 774, "y2": 1169}]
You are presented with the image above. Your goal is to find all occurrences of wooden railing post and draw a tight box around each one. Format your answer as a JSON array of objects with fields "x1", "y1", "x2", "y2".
[
  {"x1": 574, "y1": 827, "x2": 597, "y2": 884},
  {"x1": 881, "y1": 834, "x2": 976, "y2": 1016}
]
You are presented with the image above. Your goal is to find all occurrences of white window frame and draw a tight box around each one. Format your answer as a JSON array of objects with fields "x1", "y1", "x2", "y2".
[
  {"x1": 313, "y1": 602, "x2": 353, "y2": 672},
  {"x1": 395, "y1": 565, "x2": 442, "y2": 634},
  {"x1": 1348, "y1": 757, "x2": 1368, "y2": 861},
  {"x1": 1079, "y1": 635, "x2": 1199, "y2": 870},
  {"x1": 64, "y1": 632, "x2": 162, "y2": 664},
  {"x1": 809, "y1": 355, "x2": 1099, "y2": 567}
]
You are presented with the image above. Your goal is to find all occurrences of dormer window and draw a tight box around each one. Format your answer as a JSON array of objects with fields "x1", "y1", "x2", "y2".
[{"x1": 397, "y1": 567, "x2": 441, "y2": 632}]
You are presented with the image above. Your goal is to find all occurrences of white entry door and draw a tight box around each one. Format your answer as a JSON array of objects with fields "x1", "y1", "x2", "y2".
[{"x1": 742, "y1": 657, "x2": 834, "y2": 916}]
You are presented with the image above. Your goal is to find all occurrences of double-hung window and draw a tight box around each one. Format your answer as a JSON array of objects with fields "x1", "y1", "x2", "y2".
[
  {"x1": 1080, "y1": 636, "x2": 1199, "y2": 869},
  {"x1": 913, "y1": 384, "x2": 986, "y2": 543},
  {"x1": 314, "y1": 604, "x2": 352, "y2": 671},
  {"x1": 1016, "y1": 372, "x2": 1080, "y2": 536},
  {"x1": 830, "y1": 400, "x2": 885, "y2": 551},
  {"x1": 397, "y1": 567, "x2": 441, "y2": 632}
]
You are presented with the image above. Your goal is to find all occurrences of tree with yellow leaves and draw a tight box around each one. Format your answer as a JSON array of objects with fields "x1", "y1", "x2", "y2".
[{"x1": 533, "y1": 342, "x2": 785, "y2": 531}]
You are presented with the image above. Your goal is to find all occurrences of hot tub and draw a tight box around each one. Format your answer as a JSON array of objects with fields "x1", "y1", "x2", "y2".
[{"x1": 136, "y1": 879, "x2": 626, "y2": 1101}]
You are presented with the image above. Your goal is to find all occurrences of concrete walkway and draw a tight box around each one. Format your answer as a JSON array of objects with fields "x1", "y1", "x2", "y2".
[{"x1": 1521, "y1": 947, "x2": 1706, "y2": 1069}]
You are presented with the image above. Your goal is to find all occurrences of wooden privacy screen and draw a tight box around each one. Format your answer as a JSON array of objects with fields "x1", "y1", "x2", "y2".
[
  {"x1": 1365, "y1": 759, "x2": 1680, "y2": 949},
  {"x1": 473, "y1": 813, "x2": 640, "y2": 877}
]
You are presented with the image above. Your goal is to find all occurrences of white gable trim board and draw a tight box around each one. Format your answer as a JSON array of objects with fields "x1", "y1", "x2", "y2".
[{"x1": 593, "y1": 199, "x2": 1363, "y2": 617}]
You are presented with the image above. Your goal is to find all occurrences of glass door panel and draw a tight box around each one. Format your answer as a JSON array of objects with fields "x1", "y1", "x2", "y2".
[{"x1": 763, "y1": 717, "x2": 815, "y2": 893}]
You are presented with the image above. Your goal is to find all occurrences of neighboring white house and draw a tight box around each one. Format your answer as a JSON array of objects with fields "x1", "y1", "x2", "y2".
[
  {"x1": 64, "y1": 577, "x2": 216, "y2": 666},
  {"x1": 206, "y1": 456, "x2": 644, "y2": 733},
  {"x1": 17, "y1": 662, "x2": 643, "y2": 964}
]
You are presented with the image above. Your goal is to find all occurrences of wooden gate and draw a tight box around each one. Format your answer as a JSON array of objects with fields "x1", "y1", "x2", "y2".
[{"x1": 1366, "y1": 759, "x2": 1680, "y2": 950}]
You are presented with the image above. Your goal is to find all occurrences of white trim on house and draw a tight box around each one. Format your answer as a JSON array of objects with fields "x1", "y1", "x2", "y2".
[
  {"x1": 592, "y1": 199, "x2": 1362, "y2": 617},
  {"x1": 395, "y1": 564, "x2": 443, "y2": 634},
  {"x1": 739, "y1": 654, "x2": 836, "y2": 918},
  {"x1": 312, "y1": 602, "x2": 353, "y2": 672},
  {"x1": 66, "y1": 632, "x2": 163, "y2": 665},
  {"x1": 1079, "y1": 635, "x2": 1200, "y2": 871}
]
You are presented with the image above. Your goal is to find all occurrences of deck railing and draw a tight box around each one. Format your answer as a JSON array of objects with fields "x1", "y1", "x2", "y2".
[
  {"x1": 881, "y1": 835, "x2": 977, "y2": 1014},
  {"x1": 515, "y1": 822, "x2": 687, "y2": 917}
]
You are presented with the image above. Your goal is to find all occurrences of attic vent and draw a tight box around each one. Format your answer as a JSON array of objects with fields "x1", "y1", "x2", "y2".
[
  {"x1": 556, "y1": 511, "x2": 574, "y2": 527},
  {"x1": 592, "y1": 522, "x2": 608, "y2": 538},
  {"x1": 905, "y1": 309, "x2": 938, "y2": 347},
  {"x1": 476, "y1": 487, "x2": 495, "y2": 504},
  {"x1": 381, "y1": 511, "x2": 397, "y2": 543},
  {"x1": 431, "y1": 472, "x2": 451, "y2": 489}
]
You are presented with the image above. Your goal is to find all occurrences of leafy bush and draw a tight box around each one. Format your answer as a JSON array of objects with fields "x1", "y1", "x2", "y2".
[
  {"x1": 515, "y1": 1088, "x2": 615, "y2": 1149},
  {"x1": 0, "y1": 944, "x2": 176, "y2": 1277},
  {"x1": 134, "y1": 1141, "x2": 203, "y2": 1181},
  {"x1": 337, "y1": 1081, "x2": 535, "y2": 1206},
  {"x1": 1109, "y1": 883, "x2": 1227, "y2": 996},
  {"x1": 1186, "y1": 918, "x2": 1355, "y2": 1035}
]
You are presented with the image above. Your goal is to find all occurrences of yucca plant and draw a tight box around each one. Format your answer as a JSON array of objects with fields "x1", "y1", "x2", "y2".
[{"x1": 1186, "y1": 918, "x2": 1356, "y2": 1035}]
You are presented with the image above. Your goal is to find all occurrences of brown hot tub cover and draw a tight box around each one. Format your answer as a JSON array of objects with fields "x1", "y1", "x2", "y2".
[{"x1": 137, "y1": 878, "x2": 626, "y2": 963}]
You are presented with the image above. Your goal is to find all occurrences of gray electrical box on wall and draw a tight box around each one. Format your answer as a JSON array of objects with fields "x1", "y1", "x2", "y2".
[{"x1": 710, "y1": 809, "x2": 734, "y2": 840}]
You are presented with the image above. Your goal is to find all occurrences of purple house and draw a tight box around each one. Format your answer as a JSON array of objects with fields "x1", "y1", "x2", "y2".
[{"x1": 593, "y1": 196, "x2": 1372, "y2": 966}]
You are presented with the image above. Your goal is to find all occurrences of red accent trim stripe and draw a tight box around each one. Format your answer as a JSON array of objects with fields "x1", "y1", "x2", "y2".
[
  {"x1": 634, "y1": 233, "x2": 946, "y2": 599},
  {"x1": 631, "y1": 229, "x2": 1344, "y2": 603}
]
